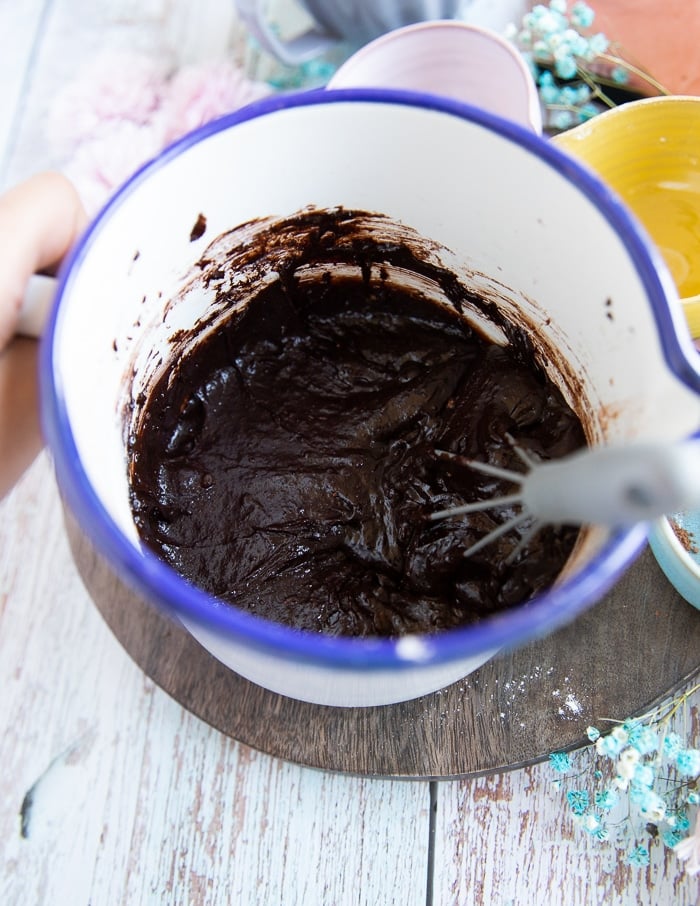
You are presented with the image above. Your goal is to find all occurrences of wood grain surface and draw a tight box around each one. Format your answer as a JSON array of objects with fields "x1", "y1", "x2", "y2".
[
  {"x1": 2, "y1": 2, "x2": 700, "y2": 904},
  {"x1": 68, "y1": 505, "x2": 700, "y2": 779},
  {"x1": 1, "y1": 457, "x2": 431, "y2": 906},
  {"x1": 4, "y1": 456, "x2": 700, "y2": 904}
]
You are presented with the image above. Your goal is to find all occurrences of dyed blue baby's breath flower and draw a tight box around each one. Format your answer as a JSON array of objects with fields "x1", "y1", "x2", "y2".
[
  {"x1": 674, "y1": 812, "x2": 691, "y2": 833},
  {"x1": 532, "y1": 672, "x2": 697, "y2": 865},
  {"x1": 549, "y1": 109, "x2": 576, "y2": 130},
  {"x1": 676, "y1": 749, "x2": 700, "y2": 777},
  {"x1": 632, "y1": 763, "x2": 655, "y2": 788},
  {"x1": 559, "y1": 85, "x2": 580, "y2": 106},
  {"x1": 549, "y1": 751, "x2": 572, "y2": 773},
  {"x1": 552, "y1": 27, "x2": 589, "y2": 59},
  {"x1": 530, "y1": 6, "x2": 566, "y2": 35},
  {"x1": 514, "y1": 26, "x2": 532, "y2": 46},
  {"x1": 571, "y1": 1, "x2": 595, "y2": 29},
  {"x1": 582, "y1": 813, "x2": 604, "y2": 835},
  {"x1": 662, "y1": 828, "x2": 685, "y2": 849},
  {"x1": 595, "y1": 789, "x2": 619, "y2": 811},
  {"x1": 585, "y1": 32, "x2": 609, "y2": 59},
  {"x1": 509, "y1": 0, "x2": 670, "y2": 138},
  {"x1": 638, "y1": 789, "x2": 666, "y2": 821},
  {"x1": 629, "y1": 785, "x2": 647, "y2": 806},
  {"x1": 267, "y1": 57, "x2": 338, "y2": 91},
  {"x1": 586, "y1": 726, "x2": 600, "y2": 742},
  {"x1": 537, "y1": 70, "x2": 565, "y2": 105},
  {"x1": 567, "y1": 788, "x2": 590, "y2": 816},
  {"x1": 539, "y1": 83, "x2": 561, "y2": 105},
  {"x1": 596, "y1": 733, "x2": 626, "y2": 758},
  {"x1": 578, "y1": 102, "x2": 599, "y2": 121},
  {"x1": 302, "y1": 59, "x2": 338, "y2": 83},
  {"x1": 522, "y1": 52, "x2": 539, "y2": 80},
  {"x1": 617, "y1": 747, "x2": 640, "y2": 780},
  {"x1": 628, "y1": 725, "x2": 659, "y2": 756},
  {"x1": 568, "y1": 32, "x2": 590, "y2": 58},
  {"x1": 547, "y1": 32, "x2": 565, "y2": 52},
  {"x1": 663, "y1": 732, "x2": 683, "y2": 759},
  {"x1": 627, "y1": 845, "x2": 650, "y2": 867},
  {"x1": 554, "y1": 54, "x2": 578, "y2": 80},
  {"x1": 532, "y1": 39, "x2": 551, "y2": 61}
]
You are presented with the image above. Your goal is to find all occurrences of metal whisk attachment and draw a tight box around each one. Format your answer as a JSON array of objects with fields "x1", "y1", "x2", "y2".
[{"x1": 430, "y1": 437, "x2": 700, "y2": 558}]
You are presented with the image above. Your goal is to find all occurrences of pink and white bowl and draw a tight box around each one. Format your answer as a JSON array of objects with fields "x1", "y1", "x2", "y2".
[{"x1": 328, "y1": 20, "x2": 543, "y2": 133}]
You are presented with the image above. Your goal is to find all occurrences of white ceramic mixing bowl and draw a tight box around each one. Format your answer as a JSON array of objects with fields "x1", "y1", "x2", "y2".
[{"x1": 41, "y1": 90, "x2": 700, "y2": 706}]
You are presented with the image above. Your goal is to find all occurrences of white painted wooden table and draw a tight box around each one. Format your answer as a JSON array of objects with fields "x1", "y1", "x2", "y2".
[{"x1": 1, "y1": 3, "x2": 699, "y2": 904}]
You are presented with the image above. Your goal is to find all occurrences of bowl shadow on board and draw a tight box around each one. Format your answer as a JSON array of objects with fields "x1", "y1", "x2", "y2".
[{"x1": 65, "y1": 507, "x2": 700, "y2": 780}]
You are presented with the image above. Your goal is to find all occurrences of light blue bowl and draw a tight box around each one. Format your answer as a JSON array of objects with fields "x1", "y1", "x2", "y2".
[{"x1": 649, "y1": 512, "x2": 700, "y2": 610}]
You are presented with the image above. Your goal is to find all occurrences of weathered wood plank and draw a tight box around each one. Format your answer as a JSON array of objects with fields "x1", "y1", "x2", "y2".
[
  {"x1": 0, "y1": 455, "x2": 430, "y2": 906},
  {"x1": 3, "y1": 3, "x2": 700, "y2": 905},
  {"x1": 0, "y1": 6, "x2": 429, "y2": 902},
  {"x1": 74, "y1": 504, "x2": 700, "y2": 779},
  {"x1": 1, "y1": 0, "x2": 242, "y2": 188},
  {"x1": 432, "y1": 745, "x2": 700, "y2": 905},
  {"x1": 0, "y1": 0, "x2": 48, "y2": 187}
]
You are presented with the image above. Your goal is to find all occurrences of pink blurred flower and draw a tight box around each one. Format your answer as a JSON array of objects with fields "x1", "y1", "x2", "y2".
[
  {"x1": 62, "y1": 119, "x2": 165, "y2": 215},
  {"x1": 47, "y1": 51, "x2": 169, "y2": 154},
  {"x1": 162, "y1": 61, "x2": 270, "y2": 144},
  {"x1": 47, "y1": 51, "x2": 271, "y2": 214}
]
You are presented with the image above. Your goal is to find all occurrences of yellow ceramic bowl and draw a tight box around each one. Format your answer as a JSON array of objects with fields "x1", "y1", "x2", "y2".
[{"x1": 554, "y1": 96, "x2": 700, "y2": 338}]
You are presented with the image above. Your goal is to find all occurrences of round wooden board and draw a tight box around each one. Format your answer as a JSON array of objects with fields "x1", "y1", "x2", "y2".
[{"x1": 66, "y1": 511, "x2": 700, "y2": 779}]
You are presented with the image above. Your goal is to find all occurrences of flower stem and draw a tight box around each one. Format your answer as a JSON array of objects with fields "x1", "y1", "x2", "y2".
[
  {"x1": 577, "y1": 67, "x2": 617, "y2": 108},
  {"x1": 598, "y1": 48, "x2": 670, "y2": 97}
]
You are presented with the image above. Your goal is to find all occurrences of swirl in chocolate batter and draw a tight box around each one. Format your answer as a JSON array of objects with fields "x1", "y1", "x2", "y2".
[{"x1": 127, "y1": 209, "x2": 585, "y2": 638}]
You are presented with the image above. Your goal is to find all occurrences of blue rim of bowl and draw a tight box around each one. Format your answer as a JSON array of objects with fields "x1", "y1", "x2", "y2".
[{"x1": 40, "y1": 87, "x2": 700, "y2": 671}]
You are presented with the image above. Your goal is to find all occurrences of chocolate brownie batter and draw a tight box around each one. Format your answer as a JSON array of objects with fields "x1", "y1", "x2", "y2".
[{"x1": 128, "y1": 209, "x2": 585, "y2": 638}]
